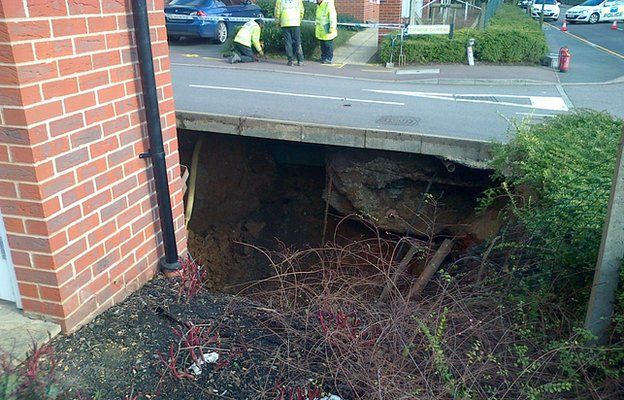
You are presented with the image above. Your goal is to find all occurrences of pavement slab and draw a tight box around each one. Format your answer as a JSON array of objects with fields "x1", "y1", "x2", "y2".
[
  {"x1": 0, "y1": 301, "x2": 61, "y2": 362},
  {"x1": 332, "y1": 28, "x2": 379, "y2": 65}
]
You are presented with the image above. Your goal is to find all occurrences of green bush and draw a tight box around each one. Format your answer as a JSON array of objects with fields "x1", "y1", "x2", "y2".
[
  {"x1": 476, "y1": 27, "x2": 548, "y2": 63},
  {"x1": 488, "y1": 111, "x2": 622, "y2": 273},
  {"x1": 337, "y1": 13, "x2": 364, "y2": 32},
  {"x1": 380, "y1": 30, "x2": 472, "y2": 64},
  {"x1": 380, "y1": 4, "x2": 548, "y2": 64},
  {"x1": 484, "y1": 111, "x2": 624, "y2": 395},
  {"x1": 261, "y1": 21, "x2": 319, "y2": 55},
  {"x1": 225, "y1": 21, "x2": 353, "y2": 59},
  {"x1": 256, "y1": 0, "x2": 275, "y2": 18}
]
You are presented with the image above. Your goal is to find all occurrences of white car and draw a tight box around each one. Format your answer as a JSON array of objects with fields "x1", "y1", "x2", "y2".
[
  {"x1": 531, "y1": 0, "x2": 561, "y2": 20},
  {"x1": 565, "y1": 0, "x2": 624, "y2": 24},
  {"x1": 517, "y1": 0, "x2": 531, "y2": 8}
]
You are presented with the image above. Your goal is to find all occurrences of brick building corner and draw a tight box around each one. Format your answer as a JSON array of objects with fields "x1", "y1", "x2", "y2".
[{"x1": 0, "y1": 0, "x2": 187, "y2": 332}]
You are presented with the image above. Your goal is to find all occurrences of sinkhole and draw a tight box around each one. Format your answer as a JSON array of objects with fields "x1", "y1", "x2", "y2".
[{"x1": 177, "y1": 131, "x2": 501, "y2": 292}]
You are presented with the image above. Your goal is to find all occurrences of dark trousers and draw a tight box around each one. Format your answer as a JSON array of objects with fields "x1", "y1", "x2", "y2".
[
  {"x1": 282, "y1": 26, "x2": 303, "y2": 62},
  {"x1": 320, "y1": 39, "x2": 334, "y2": 62},
  {"x1": 234, "y1": 42, "x2": 256, "y2": 63}
]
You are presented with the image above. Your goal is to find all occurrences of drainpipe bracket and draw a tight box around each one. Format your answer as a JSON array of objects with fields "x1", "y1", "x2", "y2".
[
  {"x1": 159, "y1": 256, "x2": 181, "y2": 272},
  {"x1": 139, "y1": 152, "x2": 152, "y2": 159}
]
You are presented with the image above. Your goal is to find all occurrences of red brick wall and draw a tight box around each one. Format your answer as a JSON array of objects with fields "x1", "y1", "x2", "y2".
[
  {"x1": 378, "y1": 0, "x2": 403, "y2": 41},
  {"x1": 379, "y1": 0, "x2": 402, "y2": 24},
  {"x1": 0, "y1": 0, "x2": 187, "y2": 332},
  {"x1": 335, "y1": 0, "x2": 380, "y2": 23}
]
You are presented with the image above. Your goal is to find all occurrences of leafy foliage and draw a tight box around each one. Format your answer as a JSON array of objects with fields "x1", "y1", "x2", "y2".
[
  {"x1": 225, "y1": 21, "x2": 353, "y2": 58},
  {"x1": 336, "y1": 13, "x2": 364, "y2": 32},
  {"x1": 484, "y1": 110, "x2": 624, "y2": 396},
  {"x1": 488, "y1": 111, "x2": 622, "y2": 272},
  {"x1": 380, "y1": 4, "x2": 548, "y2": 64},
  {"x1": 245, "y1": 0, "x2": 358, "y2": 57},
  {"x1": 1, "y1": 343, "x2": 59, "y2": 400}
]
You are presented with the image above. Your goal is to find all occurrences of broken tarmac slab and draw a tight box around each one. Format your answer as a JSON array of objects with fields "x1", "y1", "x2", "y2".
[{"x1": 176, "y1": 111, "x2": 493, "y2": 169}]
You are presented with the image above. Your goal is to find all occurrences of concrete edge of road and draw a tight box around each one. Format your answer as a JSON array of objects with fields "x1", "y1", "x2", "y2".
[
  {"x1": 173, "y1": 62, "x2": 561, "y2": 87},
  {"x1": 405, "y1": 78, "x2": 558, "y2": 86},
  {"x1": 555, "y1": 83, "x2": 575, "y2": 110},
  {"x1": 560, "y1": 74, "x2": 624, "y2": 87},
  {"x1": 176, "y1": 110, "x2": 494, "y2": 169}
]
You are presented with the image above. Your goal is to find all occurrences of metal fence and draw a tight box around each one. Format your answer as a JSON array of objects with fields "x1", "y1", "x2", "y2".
[
  {"x1": 483, "y1": 0, "x2": 504, "y2": 27},
  {"x1": 411, "y1": 0, "x2": 504, "y2": 30}
]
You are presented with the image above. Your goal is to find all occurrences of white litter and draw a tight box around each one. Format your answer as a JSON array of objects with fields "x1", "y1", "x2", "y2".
[
  {"x1": 320, "y1": 396, "x2": 342, "y2": 400},
  {"x1": 188, "y1": 352, "x2": 219, "y2": 376}
]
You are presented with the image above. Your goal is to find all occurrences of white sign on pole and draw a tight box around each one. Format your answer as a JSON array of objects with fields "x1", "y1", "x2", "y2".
[{"x1": 406, "y1": 24, "x2": 451, "y2": 35}]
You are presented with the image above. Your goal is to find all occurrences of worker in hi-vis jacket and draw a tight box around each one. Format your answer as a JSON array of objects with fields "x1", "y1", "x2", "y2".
[
  {"x1": 275, "y1": 0, "x2": 305, "y2": 66},
  {"x1": 229, "y1": 19, "x2": 265, "y2": 64},
  {"x1": 315, "y1": 0, "x2": 337, "y2": 64}
]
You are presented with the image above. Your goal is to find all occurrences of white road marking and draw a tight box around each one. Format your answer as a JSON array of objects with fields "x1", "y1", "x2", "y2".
[
  {"x1": 364, "y1": 89, "x2": 569, "y2": 111},
  {"x1": 189, "y1": 85, "x2": 405, "y2": 106},
  {"x1": 395, "y1": 68, "x2": 440, "y2": 75}
]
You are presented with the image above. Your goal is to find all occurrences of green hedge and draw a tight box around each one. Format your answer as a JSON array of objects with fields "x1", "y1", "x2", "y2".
[
  {"x1": 229, "y1": 0, "x2": 358, "y2": 58},
  {"x1": 225, "y1": 21, "x2": 353, "y2": 59},
  {"x1": 485, "y1": 110, "x2": 624, "y2": 397},
  {"x1": 489, "y1": 111, "x2": 623, "y2": 271},
  {"x1": 380, "y1": 4, "x2": 548, "y2": 64}
]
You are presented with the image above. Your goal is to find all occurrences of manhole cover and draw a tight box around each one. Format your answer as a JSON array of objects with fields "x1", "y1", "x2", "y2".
[{"x1": 376, "y1": 115, "x2": 420, "y2": 126}]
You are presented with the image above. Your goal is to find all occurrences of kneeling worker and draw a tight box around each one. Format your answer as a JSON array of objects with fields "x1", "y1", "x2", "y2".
[{"x1": 230, "y1": 19, "x2": 264, "y2": 63}]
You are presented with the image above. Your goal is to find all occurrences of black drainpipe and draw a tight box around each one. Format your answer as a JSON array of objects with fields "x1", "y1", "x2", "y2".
[{"x1": 131, "y1": 0, "x2": 180, "y2": 272}]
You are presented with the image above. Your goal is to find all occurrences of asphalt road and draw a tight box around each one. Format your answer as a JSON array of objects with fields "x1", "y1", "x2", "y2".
[
  {"x1": 553, "y1": 5, "x2": 624, "y2": 56},
  {"x1": 172, "y1": 64, "x2": 570, "y2": 142},
  {"x1": 564, "y1": 82, "x2": 624, "y2": 117},
  {"x1": 542, "y1": 5, "x2": 624, "y2": 83},
  {"x1": 168, "y1": 12, "x2": 623, "y2": 144}
]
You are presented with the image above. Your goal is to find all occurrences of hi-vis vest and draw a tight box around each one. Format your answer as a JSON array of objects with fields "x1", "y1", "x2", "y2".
[
  {"x1": 315, "y1": 0, "x2": 337, "y2": 41},
  {"x1": 275, "y1": 0, "x2": 304, "y2": 27},
  {"x1": 234, "y1": 20, "x2": 262, "y2": 52}
]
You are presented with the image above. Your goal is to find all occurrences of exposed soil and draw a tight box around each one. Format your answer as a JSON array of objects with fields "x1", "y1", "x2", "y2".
[
  {"x1": 179, "y1": 133, "x2": 331, "y2": 292},
  {"x1": 178, "y1": 133, "x2": 500, "y2": 294},
  {"x1": 52, "y1": 278, "x2": 289, "y2": 400}
]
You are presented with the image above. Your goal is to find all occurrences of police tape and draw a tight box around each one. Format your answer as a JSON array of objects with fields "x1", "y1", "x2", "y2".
[{"x1": 165, "y1": 14, "x2": 404, "y2": 29}]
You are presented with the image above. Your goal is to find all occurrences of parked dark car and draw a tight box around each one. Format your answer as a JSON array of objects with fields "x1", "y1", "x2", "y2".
[{"x1": 165, "y1": 0, "x2": 264, "y2": 44}]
